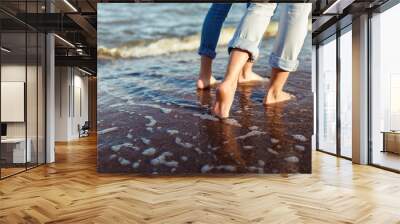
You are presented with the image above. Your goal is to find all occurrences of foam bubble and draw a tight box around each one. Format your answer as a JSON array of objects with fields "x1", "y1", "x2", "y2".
[
  {"x1": 211, "y1": 146, "x2": 220, "y2": 151},
  {"x1": 236, "y1": 130, "x2": 266, "y2": 140},
  {"x1": 175, "y1": 137, "x2": 193, "y2": 149},
  {"x1": 194, "y1": 147, "x2": 203, "y2": 154},
  {"x1": 144, "y1": 116, "x2": 156, "y2": 127},
  {"x1": 142, "y1": 147, "x2": 157, "y2": 156},
  {"x1": 201, "y1": 164, "x2": 213, "y2": 173},
  {"x1": 167, "y1": 129, "x2": 179, "y2": 135},
  {"x1": 294, "y1": 145, "x2": 305, "y2": 151},
  {"x1": 223, "y1": 118, "x2": 242, "y2": 127},
  {"x1": 292, "y1": 134, "x2": 307, "y2": 142},
  {"x1": 267, "y1": 148, "x2": 279, "y2": 155},
  {"x1": 249, "y1": 126, "x2": 259, "y2": 131},
  {"x1": 150, "y1": 152, "x2": 178, "y2": 167},
  {"x1": 118, "y1": 157, "x2": 131, "y2": 166},
  {"x1": 243, "y1": 146, "x2": 254, "y2": 149},
  {"x1": 216, "y1": 165, "x2": 236, "y2": 172},
  {"x1": 98, "y1": 127, "x2": 119, "y2": 135},
  {"x1": 111, "y1": 142, "x2": 134, "y2": 152},
  {"x1": 285, "y1": 156, "x2": 299, "y2": 163},
  {"x1": 109, "y1": 103, "x2": 125, "y2": 108},
  {"x1": 132, "y1": 161, "x2": 140, "y2": 169},
  {"x1": 141, "y1": 137, "x2": 151, "y2": 145},
  {"x1": 193, "y1": 113, "x2": 218, "y2": 121},
  {"x1": 271, "y1": 138, "x2": 279, "y2": 144}
]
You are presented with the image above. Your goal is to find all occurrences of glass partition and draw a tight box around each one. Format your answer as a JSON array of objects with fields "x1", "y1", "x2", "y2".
[
  {"x1": 1, "y1": 31, "x2": 28, "y2": 177},
  {"x1": 0, "y1": 1, "x2": 46, "y2": 179},
  {"x1": 38, "y1": 32, "x2": 46, "y2": 165},
  {"x1": 27, "y1": 30, "x2": 38, "y2": 169}
]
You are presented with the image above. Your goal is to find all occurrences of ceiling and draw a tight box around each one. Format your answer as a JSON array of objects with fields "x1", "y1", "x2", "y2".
[
  {"x1": 312, "y1": 0, "x2": 391, "y2": 44},
  {"x1": 0, "y1": 0, "x2": 97, "y2": 74}
]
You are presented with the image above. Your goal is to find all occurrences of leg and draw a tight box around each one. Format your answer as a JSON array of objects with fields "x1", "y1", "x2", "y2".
[
  {"x1": 264, "y1": 3, "x2": 311, "y2": 104},
  {"x1": 264, "y1": 67, "x2": 294, "y2": 104},
  {"x1": 212, "y1": 50, "x2": 249, "y2": 118},
  {"x1": 197, "y1": 56, "x2": 218, "y2": 89},
  {"x1": 227, "y1": 3, "x2": 277, "y2": 84},
  {"x1": 197, "y1": 3, "x2": 232, "y2": 89},
  {"x1": 238, "y1": 61, "x2": 268, "y2": 84},
  {"x1": 213, "y1": 3, "x2": 277, "y2": 118}
]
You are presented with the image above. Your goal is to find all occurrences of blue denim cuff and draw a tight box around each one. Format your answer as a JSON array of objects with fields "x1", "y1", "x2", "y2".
[
  {"x1": 228, "y1": 37, "x2": 259, "y2": 61},
  {"x1": 269, "y1": 52, "x2": 299, "y2": 72},
  {"x1": 198, "y1": 48, "x2": 216, "y2": 59}
]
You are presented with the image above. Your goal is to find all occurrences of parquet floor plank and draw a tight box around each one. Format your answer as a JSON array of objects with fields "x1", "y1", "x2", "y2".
[{"x1": 0, "y1": 135, "x2": 399, "y2": 223}]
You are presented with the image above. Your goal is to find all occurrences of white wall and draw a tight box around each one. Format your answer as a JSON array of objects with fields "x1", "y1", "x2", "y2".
[
  {"x1": 55, "y1": 66, "x2": 70, "y2": 141},
  {"x1": 1, "y1": 82, "x2": 25, "y2": 122},
  {"x1": 1, "y1": 65, "x2": 36, "y2": 138},
  {"x1": 1, "y1": 65, "x2": 26, "y2": 139},
  {"x1": 54, "y1": 67, "x2": 89, "y2": 141},
  {"x1": 1, "y1": 63, "x2": 46, "y2": 164}
]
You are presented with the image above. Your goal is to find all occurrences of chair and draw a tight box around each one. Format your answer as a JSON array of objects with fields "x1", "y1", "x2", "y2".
[{"x1": 79, "y1": 121, "x2": 90, "y2": 138}]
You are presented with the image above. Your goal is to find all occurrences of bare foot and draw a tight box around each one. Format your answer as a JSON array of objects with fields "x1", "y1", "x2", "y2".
[
  {"x1": 263, "y1": 90, "x2": 295, "y2": 105},
  {"x1": 197, "y1": 75, "x2": 218, "y2": 89},
  {"x1": 212, "y1": 82, "x2": 237, "y2": 118},
  {"x1": 238, "y1": 71, "x2": 268, "y2": 84}
]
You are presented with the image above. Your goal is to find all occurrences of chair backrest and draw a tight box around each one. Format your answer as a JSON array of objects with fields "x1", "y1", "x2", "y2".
[{"x1": 82, "y1": 121, "x2": 90, "y2": 129}]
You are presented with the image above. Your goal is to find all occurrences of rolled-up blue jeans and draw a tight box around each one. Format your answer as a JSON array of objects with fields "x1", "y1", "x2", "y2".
[
  {"x1": 229, "y1": 3, "x2": 311, "y2": 72},
  {"x1": 198, "y1": 3, "x2": 232, "y2": 59},
  {"x1": 198, "y1": 3, "x2": 249, "y2": 59}
]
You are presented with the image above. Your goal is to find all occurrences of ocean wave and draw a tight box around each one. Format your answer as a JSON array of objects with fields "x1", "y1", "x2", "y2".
[{"x1": 98, "y1": 22, "x2": 280, "y2": 60}]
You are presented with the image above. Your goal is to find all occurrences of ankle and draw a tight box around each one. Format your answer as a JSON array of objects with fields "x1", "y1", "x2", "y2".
[
  {"x1": 198, "y1": 71, "x2": 212, "y2": 80},
  {"x1": 241, "y1": 69, "x2": 251, "y2": 79},
  {"x1": 268, "y1": 88, "x2": 283, "y2": 97},
  {"x1": 220, "y1": 79, "x2": 236, "y2": 89}
]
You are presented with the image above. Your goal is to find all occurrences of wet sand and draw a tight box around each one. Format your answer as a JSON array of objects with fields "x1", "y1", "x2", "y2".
[{"x1": 97, "y1": 38, "x2": 313, "y2": 174}]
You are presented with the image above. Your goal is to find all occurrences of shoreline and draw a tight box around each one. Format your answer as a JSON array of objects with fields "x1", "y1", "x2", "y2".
[
  {"x1": 97, "y1": 32, "x2": 312, "y2": 174},
  {"x1": 97, "y1": 22, "x2": 282, "y2": 60}
]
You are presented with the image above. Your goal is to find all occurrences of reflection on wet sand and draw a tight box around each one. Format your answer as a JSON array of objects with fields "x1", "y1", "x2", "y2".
[
  {"x1": 97, "y1": 41, "x2": 312, "y2": 174},
  {"x1": 197, "y1": 90, "x2": 246, "y2": 173}
]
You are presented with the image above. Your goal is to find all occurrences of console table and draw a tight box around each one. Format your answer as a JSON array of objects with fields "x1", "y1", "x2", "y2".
[
  {"x1": 382, "y1": 131, "x2": 400, "y2": 154},
  {"x1": 1, "y1": 138, "x2": 31, "y2": 163}
]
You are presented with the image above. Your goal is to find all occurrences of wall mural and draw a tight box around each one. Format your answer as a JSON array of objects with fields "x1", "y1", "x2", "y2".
[{"x1": 97, "y1": 3, "x2": 313, "y2": 174}]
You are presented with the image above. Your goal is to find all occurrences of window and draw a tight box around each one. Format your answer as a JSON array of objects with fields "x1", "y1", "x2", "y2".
[
  {"x1": 317, "y1": 36, "x2": 337, "y2": 154},
  {"x1": 339, "y1": 28, "x2": 352, "y2": 158},
  {"x1": 370, "y1": 3, "x2": 400, "y2": 171}
]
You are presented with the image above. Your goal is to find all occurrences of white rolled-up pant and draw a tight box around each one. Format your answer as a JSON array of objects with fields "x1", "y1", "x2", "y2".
[{"x1": 228, "y1": 3, "x2": 311, "y2": 72}]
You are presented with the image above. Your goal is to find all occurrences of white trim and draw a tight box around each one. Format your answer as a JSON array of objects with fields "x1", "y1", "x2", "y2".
[
  {"x1": 63, "y1": 0, "x2": 78, "y2": 12},
  {"x1": 0, "y1": 47, "x2": 11, "y2": 53},
  {"x1": 54, "y1": 34, "x2": 75, "y2": 48}
]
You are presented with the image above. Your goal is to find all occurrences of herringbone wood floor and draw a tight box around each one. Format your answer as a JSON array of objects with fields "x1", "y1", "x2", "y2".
[{"x1": 1, "y1": 135, "x2": 400, "y2": 224}]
